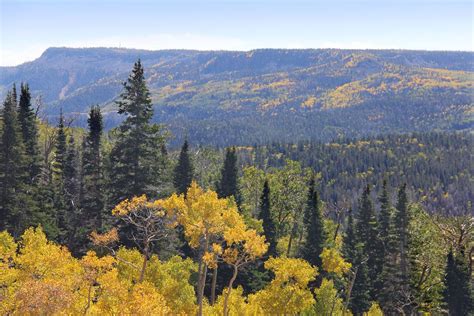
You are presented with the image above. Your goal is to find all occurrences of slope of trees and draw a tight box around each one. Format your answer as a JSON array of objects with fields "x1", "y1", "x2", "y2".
[{"x1": 0, "y1": 62, "x2": 472, "y2": 315}]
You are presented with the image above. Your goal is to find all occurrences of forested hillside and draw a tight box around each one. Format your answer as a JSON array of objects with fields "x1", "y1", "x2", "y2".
[
  {"x1": 1, "y1": 47, "x2": 473, "y2": 145},
  {"x1": 1, "y1": 61, "x2": 472, "y2": 315}
]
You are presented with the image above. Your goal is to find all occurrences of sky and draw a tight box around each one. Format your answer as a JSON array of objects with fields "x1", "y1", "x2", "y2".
[{"x1": 1, "y1": 0, "x2": 473, "y2": 66}]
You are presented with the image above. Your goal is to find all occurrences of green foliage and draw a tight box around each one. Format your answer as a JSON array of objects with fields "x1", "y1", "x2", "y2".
[
  {"x1": 259, "y1": 180, "x2": 277, "y2": 257},
  {"x1": 301, "y1": 178, "x2": 326, "y2": 273},
  {"x1": 173, "y1": 139, "x2": 194, "y2": 195},
  {"x1": 443, "y1": 250, "x2": 473, "y2": 316},
  {"x1": 216, "y1": 147, "x2": 239, "y2": 201},
  {"x1": 108, "y1": 59, "x2": 167, "y2": 205}
]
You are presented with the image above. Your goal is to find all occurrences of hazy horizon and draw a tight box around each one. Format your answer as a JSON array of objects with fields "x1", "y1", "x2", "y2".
[{"x1": 1, "y1": 0, "x2": 472, "y2": 66}]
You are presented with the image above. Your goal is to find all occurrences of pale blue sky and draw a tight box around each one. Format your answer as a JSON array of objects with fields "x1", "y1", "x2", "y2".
[{"x1": 1, "y1": 0, "x2": 473, "y2": 66}]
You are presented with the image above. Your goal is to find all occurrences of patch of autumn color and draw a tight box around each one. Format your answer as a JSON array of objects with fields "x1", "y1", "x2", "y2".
[
  {"x1": 90, "y1": 227, "x2": 119, "y2": 247},
  {"x1": 301, "y1": 96, "x2": 317, "y2": 108},
  {"x1": 249, "y1": 257, "x2": 317, "y2": 314},
  {"x1": 320, "y1": 247, "x2": 352, "y2": 276},
  {"x1": 112, "y1": 194, "x2": 166, "y2": 217}
]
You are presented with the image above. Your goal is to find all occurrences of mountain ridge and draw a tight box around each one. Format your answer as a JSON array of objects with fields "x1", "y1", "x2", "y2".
[{"x1": 1, "y1": 47, "x2": 473, "y2": 146}]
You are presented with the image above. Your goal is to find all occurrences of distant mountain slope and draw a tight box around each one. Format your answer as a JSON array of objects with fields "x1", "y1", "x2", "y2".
[{"x1": 1, "y1": 47, "x2": 473, "y2": 146}]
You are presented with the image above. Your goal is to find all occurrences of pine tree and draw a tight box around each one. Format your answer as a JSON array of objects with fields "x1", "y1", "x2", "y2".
[
  {"x1": 108, "y1": 60, "x2": 166, "y2": 205},
  {"x1": 0, "y1": 91, "x2": 27, "y2": 234},
  {"x1": 217, "y1": 147, "x2": 239, "y2": 200},
  {"x1": 393, "y1": 183, "x2": 414, "y2": 314},
  {"x1": 173, "y1": 139, "x2": 193, "y2": 195},
  {"x1": 342, "y1": 210, "x2": 356, "y2": 264},
  {"x1": 53, "y1": 111, "x2": 68, "y2": 242},
  {"x1": 355, "y1": 184, "x2": 380, "y2": 299},
  {"x1": 377, "y1": 181, "x2": 400, "y2": 313},
  {"x1": 18, "y1": 83, "x2": 41, "y2": 184},
  {"x1": 443, "y1": 250, "x2": 473, "y2": 316},
  {"x1": 349, "y1": 244, "x2": 372, "y2": 315},
  {"x1": 81, "y1": 106, "x2": 105, "y2": 231},
  {"x1": 259, "y1": 179, "x2": 277, "y2": 257},
  {"x1": 301, "y1": 178, "x2": 326, "y2": 270}
]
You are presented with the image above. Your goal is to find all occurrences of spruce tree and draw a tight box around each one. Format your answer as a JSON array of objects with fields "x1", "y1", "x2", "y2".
[
  {"x1": 81, "y1": 106, "x2": 105, "y2": 229},
  {"x1": 259, "y1": 179, "x2": 277, "y2": 257},
  {"x1": 349, "y1": 245, "x2": 372, "y2": 315},
  {"x1": 355, "y1": 184, "x2": 380, "y2": 299},
  {"x1": 53, "y1": 111, "x2": 68, "y2": 242},
  {"x1": 342, "y1": 210, "x2": 356, "y2": 264},
  {"x1": 301, "y1": 178, "x2": 326, "y2": 270},
  {"x1": 108, "y1": 60, "x2": 166, "y2": 206},
  {"x1": 0, "y1": 91, "x2": 27, "y2": 234},
  {"x1": 443, "y1": 250, "x2": 473, "y2": 316},
  {"x1": 173, "y1": 139, "x2": 193, "y2": 195},
  {"x1": 217, "y1": 147, "x2": 239, "y2": 200},
  {"x1": 18, "y1": 83, "x2": 41, "y2": 183}
]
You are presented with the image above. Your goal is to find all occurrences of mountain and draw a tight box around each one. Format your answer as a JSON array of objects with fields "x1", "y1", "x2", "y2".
[{"x1": 1, "y1": 47, "x2": 473, "y2": 146}]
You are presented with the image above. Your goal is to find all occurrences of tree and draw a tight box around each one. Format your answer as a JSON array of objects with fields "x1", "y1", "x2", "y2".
[
  {"x1": 301, "y1": 178, "x2": 326, "y2": 276},
  {"x1": 259, "y1": 180, "x2": 277, "y2": 257},
  {"x1": 217, "y1": 147, "x2": 239, "y2": 200},
  {"x1": 81, "y1": 106, "x2": 105, "y2": 234},
  {"x1": 342, "y1": 210, "x2": 356, "y2": 264},
  {"x1": 173, "y1": 139, "x2": 193, "y2": 195},
  {"x1": 443, "y1": 250, "x2": 473, "y2": 316},
  {"x1": 355, "y1": 184, "x2": 380, "y2": 299},
  {"x1": 348, "y1": 245, "x2": 371, "y2": 315},
  {"x1": 0, "y1": 90, "x2": 29, "y2": 235},
  {"x1": 249, "y1": 257, "x2": 317, "y2": 314},
  {"x1": 108, "y1": 60, "x2": 166, "y2": 205},
  {"x1": 17, "y1": 83, "x2": 41, "y2": 184}
]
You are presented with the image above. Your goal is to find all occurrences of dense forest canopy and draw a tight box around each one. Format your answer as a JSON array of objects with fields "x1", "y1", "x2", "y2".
[{"x1": 0, "y1": 61, "x2": 472, "y2": 315}]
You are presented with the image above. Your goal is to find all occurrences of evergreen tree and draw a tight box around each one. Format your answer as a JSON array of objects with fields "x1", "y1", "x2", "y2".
[
  {"x1": 443, "y1": 250, "x2": 473, "y2": 316},
  {"x1": 0, "y1": 91, "x2": 27, "y2": 234},
  {"x1": 173, "y1": 139, "x2": 193, "y2": 195},
  {"x1": 81, "y1": 106, "x2": 105, "y2": 231},
  {"x1": 18, "y1": 83, "x2": 41, "y2": 183},
  {"x1": 301, "y1": 178, "x2": 326, "y2": 270},
  {"x1": 53, "y1": 111, "x2": 68, "y2": 242},
  {"x1": 355, "y1": 184, "x2": 381, "y2": 299},
  {"x1": 217, "y1": 147, "x2": 239, "y2": 200},
  {"x1": 393, "y1": 183, "x2": 414, "y2": 314},
  {"x1": 342, "y1": 210, "x2": 357, "y2": 263},
  {"x1": 349, "y1": 245, "x2": 372, "y2": 315},
  {"x1": 258, "y1": 179, "x2": 277, "y2": 257},
  {"x1": 108, "y1": 60, "x2": 166, "y2": 205}
]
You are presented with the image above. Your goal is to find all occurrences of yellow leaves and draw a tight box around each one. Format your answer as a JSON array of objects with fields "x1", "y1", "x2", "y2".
[
  {"x1": 112, "y1": 194, "x2": 167, "y2": 218},
  {"x1": 251, "y1": 257, "x2": 317, "y2": 314},
  {"x1": 314, "y1": 278, "x2": 352, "y2": 316},
  {"x1": 203, "y1": 251, "x2": 218, "y2": 269},
  {"x1": 127, "y1": 282, "x2": 171, "y2": 315},
  {"x1": 320, "y1": 247, "x2": 352, "y2": 277},
  {"x1": 265, "y1": 257, "x2": 317, "y2": 287},
  {"x1": 90, "y1": 227, "x2": 119, "y2": 247},
  {"x1": 364, "y1": 302, "x2": 384, "y2": 316}
]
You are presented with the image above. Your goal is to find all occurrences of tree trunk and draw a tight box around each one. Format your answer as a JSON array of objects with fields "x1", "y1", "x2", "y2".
[{"x1": 223, "y1": 265, "x2": 239, "y2": 316}]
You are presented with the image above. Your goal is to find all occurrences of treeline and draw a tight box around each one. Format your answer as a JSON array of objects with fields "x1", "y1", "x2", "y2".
[{"x1": 1, "y1": 61, "x2": 472, "y2": 315}]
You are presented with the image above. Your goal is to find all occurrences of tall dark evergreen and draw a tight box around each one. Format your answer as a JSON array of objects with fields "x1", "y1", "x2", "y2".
[
  {"x1": 0, "y1": 91, "x2": 27, "y2": 234},
  {"x1": 173, "y1": 139, "x2": 194, "y2": 195},
  {"x1": 342, "y1": 210, "x2": 356, "y2": 264},
  {"x1": 63, "y1": 134, "x2": 80, "y2": 246},
  {"x1": 217, "y1": 147, "x2": 239, "y2": 200},
  {"x1": 53, "y1": 111, "x2": 68, "y2": 241},
  {"x1": 377, "y1": 180, "x2": 400, "y2": 313},
  {"x1": 443, "y1": 250, "x2": 473, "y2": 316},
  {"x1": 81, "y1": 106, "x2": 105, "y2": 231},
  {"x1": 301, "y1": 178, "x2": 326, "y2": 270},
  {"x1": 108, "y1": 60, "x2": 166, "y2": 205},
  {"x1": 18, "y1": 83, "x2": 41, "y2": 183},
  {"x1": 349, "y1": 245, "x2": 372, "y2": 315},
  {"x1": 355, "y1": 184, "x2": 381, "y2": 299},
  {"x1": 259, "y1": 180, "x2": 277, "y2": 257}
]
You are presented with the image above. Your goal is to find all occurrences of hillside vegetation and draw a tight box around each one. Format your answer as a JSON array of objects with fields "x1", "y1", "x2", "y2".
[{"x1": 1, "y1": 48, "x2": 473, "y2": 146}]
